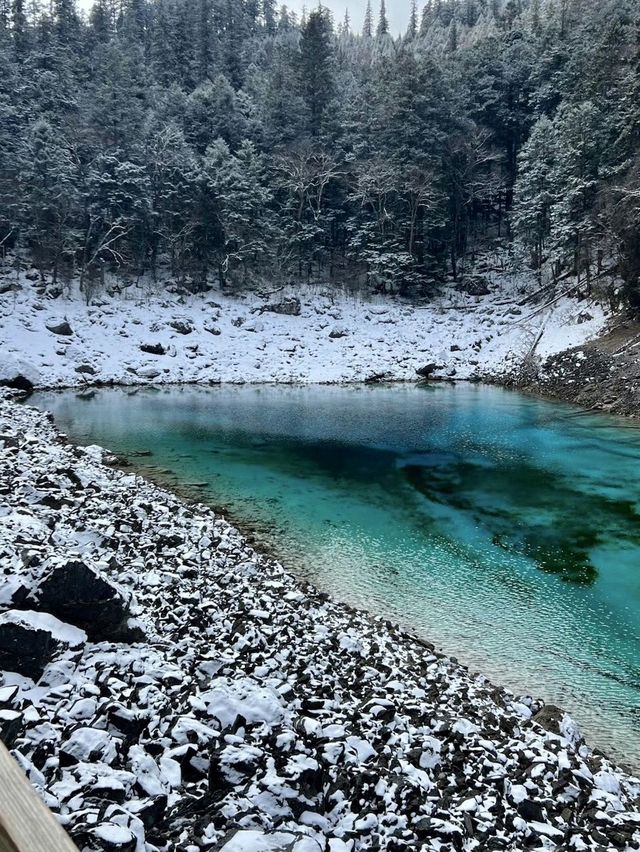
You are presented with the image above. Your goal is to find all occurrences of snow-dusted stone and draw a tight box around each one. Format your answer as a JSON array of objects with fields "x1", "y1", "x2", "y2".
[
  {"x1": 0, "y1": 610, "x2": 86, "y2": 678},
  {"x1": 134, "y1": 367, "x2": 162, "y2": 379},
  {"x1": 139, "y1": 342, "x2": 166, "y2": 355},
  {"x1": 169, "y1": 320, "x2": 193, "y2": 335},
  {"x1": 329, "y1": 325, "x2": 349, "y2": 339},
  {"x1": 28, "y1": 560, "x2": 135, "y2": 642},
  {"x1": 87, "y1": 822, "x2": 137, "y2": 851},
  {"x1": 416, "y1": 362, "x2": 444, "y2": 378},
  {"x1": 60, "y1": 727, "x2": 118, "y2": 766},
  {"x1": 262, "y1": 297, "x2": 301, "y2": 317},
  {"x1": 0, "y1": 354, "x2": 40, "y2": 392},
  {"x1": 457, "y1": 275, "x2": 491, "y2": 296},
  {"x1": 0, "y1": 708, "x2": 23, "y2": 747},
  {"x1": 215, "y1": 829, "x2": 310, "y2": 851},
  {"x1": 46, "y1": 320, "x2": 73, "y2": 336},
  {"x1": 532, "y1": 703, "x2": 565, "y2": 735}
]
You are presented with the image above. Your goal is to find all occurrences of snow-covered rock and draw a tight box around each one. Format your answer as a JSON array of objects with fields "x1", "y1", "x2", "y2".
[{"x1": 0, "y1": 609, "x2": 86, "y2": 678}]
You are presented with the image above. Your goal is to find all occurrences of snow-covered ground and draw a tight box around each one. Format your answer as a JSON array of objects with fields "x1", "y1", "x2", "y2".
[
  {"x1": 0, "y1": 268, "x2": 607, "y2": 389},
  {"x1": 1, "y1": 397, "x2": 639, "y2": 852}
]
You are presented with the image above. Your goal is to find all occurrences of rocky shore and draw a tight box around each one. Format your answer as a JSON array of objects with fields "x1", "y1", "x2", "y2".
[
  {"x1": 0, "y1": 269, "x2": 606, "y2": 391},
  {"x1": 0, "y1": 394, "x2": 639, "y2": 851},
  {"x1": 524, "y1": 318, "x2": 640, "y2": 417}
]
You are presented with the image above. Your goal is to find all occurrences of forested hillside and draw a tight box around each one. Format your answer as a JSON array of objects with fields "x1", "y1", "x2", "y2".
[{"x1": 1, "y1": 0, "x2": 639, "y2": 301}]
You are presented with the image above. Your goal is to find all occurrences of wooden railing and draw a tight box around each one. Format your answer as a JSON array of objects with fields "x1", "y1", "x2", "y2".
[{"x1": 0, "y1": 741, "x2": 78, "y2": 852}]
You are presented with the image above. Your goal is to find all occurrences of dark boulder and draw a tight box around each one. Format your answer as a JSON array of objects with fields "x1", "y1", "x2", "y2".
[
  {"x1": 0, "y1": 374, "x2": 33, "y2": 393},
  {"x1": 169, "y1": 320, "x2": 193, "y2": 335},
  {"x1": 46, "y1": 320, "x2": 73, "y2": 336},
  {"x1": 457, "y1": 276, "x2": 491, "y2": 296},
  {"x1": 140, "y1": 343, "x2": 166, "y2": 355},
  {"x1": 0, "y1": 709, "x2": 24, "y2": 747},
  {"x1": 532, "y1": 704, "x2": 564, "y2": 735},
  {"x1": 329, "y1": 326, "x2": 349, "y2": 339},
  {"x1": 28, "y1": 561, "x2": 134, "y2": 642},
  {"x1": 262, "y1": 297, "x2": 301, "y2": 317},
  {"x1": 134, "y1": 795, "x2": 167, "y2": 830},
  {"x1": 0, "y1": 610, "x2": 85, "y2": 679},
  {"x1": 518, "y1": 798, "x2": 545, "y2": 822},
  {"x1": 75, "y1": 364, "x2": 97, "y2": 375},
  {"x1": 416, "y1": 363, "x2": 443, "y2": 379}
]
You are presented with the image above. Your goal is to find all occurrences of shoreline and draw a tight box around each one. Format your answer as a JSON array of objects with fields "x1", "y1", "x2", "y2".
[{"x1": 1, "y1": 393, "x2": 640, "y2": 850}]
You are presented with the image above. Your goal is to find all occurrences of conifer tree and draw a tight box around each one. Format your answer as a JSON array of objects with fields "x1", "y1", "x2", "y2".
[
  {"x1": 298, "y1": 7, "x2": 334, "y2": 136},
  {"x1": 377, "y1": 0, "x2": 388, "y2": 37},
  {"x1": 363, "y1": 0, "x2": 372, "y2": 37}
]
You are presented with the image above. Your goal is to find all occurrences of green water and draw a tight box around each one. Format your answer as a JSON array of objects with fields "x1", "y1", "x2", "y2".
[{"x1": 30, "y1": 384, "x2": 640, "y2": 768}]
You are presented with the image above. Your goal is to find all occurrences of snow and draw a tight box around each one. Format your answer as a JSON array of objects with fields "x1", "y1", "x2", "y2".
[{"x1": 0, "y1": 269, "x2": 608, "y2": 389}]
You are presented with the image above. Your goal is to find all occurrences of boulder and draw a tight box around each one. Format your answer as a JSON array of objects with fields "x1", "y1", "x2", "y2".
[
  {"x1": 75, "y1": 364, "x2": 97, "y2": 375},
  {"x1": 169, "y1": 320, "x2": 193, "y2": 335},
  {"x1": 140, "y1": 343, "x2": 166, "y2": 355},
  {"x1": 214, "y1": 830, "x2": 310, "y2": 851},
  {"x1": 60, "y1": 727, "x2": 117, "y2": 765},
  {"x1": 416, "y1": 363, "x2": 443, "y2": 379},
  {"x1": 46, "y1": 320, "x2": 73, "y2": 336},
  {"x1": 262, "y1": 297, "x2": 301, "y2": 317},
  {"x1": 0, "y1": 355, "x2": 39, "y2": 393},
  {"x1": 0, "y1": 710, "x2": 24, "y2": 747},
  {"x1": 0, "y1": 610, "x2": 86, "y2": 679},
  {"x1": 28, "y1": 561, "x2": 134, "y2": 641},
  {"x1": 135, "y1": 367, "x2": 162, "y2": 379},
  {"x1": 87, "y1": 823, "x2": 137, "y2": 852},
  {"x1": 532, "y1": 703, "x2": 564, "y2": 735},
  {"x1": 456, "y1": 276, "x2": 491, "y2": 296},
  {"x1": 329, "y1": 326, "x2": 349, "y2": 339},
  {"x1": 364, "y1": 372, "x2": 390, "y2": 384}
]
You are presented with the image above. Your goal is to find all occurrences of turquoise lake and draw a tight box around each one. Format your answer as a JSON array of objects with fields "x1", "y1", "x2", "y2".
[{"x1": 30, "y1": 384, "x2": 640, "y2": 768}]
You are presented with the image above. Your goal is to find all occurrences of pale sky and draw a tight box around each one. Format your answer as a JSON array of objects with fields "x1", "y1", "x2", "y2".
[
  {"x1": 296, "y1": 1, "x2": 411, "y2": 34},
  {"x1": 75, "y1": 0, "x2": 412, "y2": 35}
]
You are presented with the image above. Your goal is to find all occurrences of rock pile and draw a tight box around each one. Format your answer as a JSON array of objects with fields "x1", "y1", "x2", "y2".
[{"x1": 0, "y1": 400, "x2": 639, "y2": 851}]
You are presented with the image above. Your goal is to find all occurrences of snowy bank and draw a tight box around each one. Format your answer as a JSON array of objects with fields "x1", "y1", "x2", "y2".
[
  {"x1": 0, "y1": 397, "x2": 639, "y2": 851},
  {"x1": 0, "y1": 268, "x2": 607, "y2": 389}
]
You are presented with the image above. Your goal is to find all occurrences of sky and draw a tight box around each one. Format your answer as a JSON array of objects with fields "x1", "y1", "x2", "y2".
[{"x1": 290, "y1": 1, "x2": 410, "y2": 34}]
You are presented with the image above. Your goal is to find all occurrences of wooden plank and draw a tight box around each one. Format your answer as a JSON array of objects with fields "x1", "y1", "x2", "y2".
[{"x1": 0, "y1": 741, "x2": 78, "y2": 852}]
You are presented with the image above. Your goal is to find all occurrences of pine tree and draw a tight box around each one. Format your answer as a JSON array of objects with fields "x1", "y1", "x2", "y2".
[
  {"x1": 261, "y1": 0, "x2": 276, "y2": 33},
  {"x1": 298, "y1": 7, "x2": 334, "y2": 136},
  {"x1": 407, "y1": 0, "x2": 417, "y2": 39},
  {"x1": 446, "y1": 16, "x2": 458, "y2": 51},
  {"x1": 363, "y1": 0, "x2": 372, "y2": 37},
  {"x1": 513, "y1": 116, "x2": 555, "y2": 270},
  {"x1": 341, "y1": 9, "x2": 350, "y2": 36},
  {"x1": 11, "y1": 0, "x2": 28, "y2": 58},
  {"x1": 376, "y1": 0, "x2": 388, "y2": 37},
  {"x1": 420, "y1": 1, "x2": 433, "y2": 35},
  {"x1": 529, "y1": 0, "x2": 541, "y2": 35},
  {"x1": 19, "y1": 119, "x2": 78, "y2": 282}
]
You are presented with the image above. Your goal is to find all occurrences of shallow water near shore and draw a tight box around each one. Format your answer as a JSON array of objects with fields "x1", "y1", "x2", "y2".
[{"x1": 30, "y1": 383, "x2": 640, "y2": 768}]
